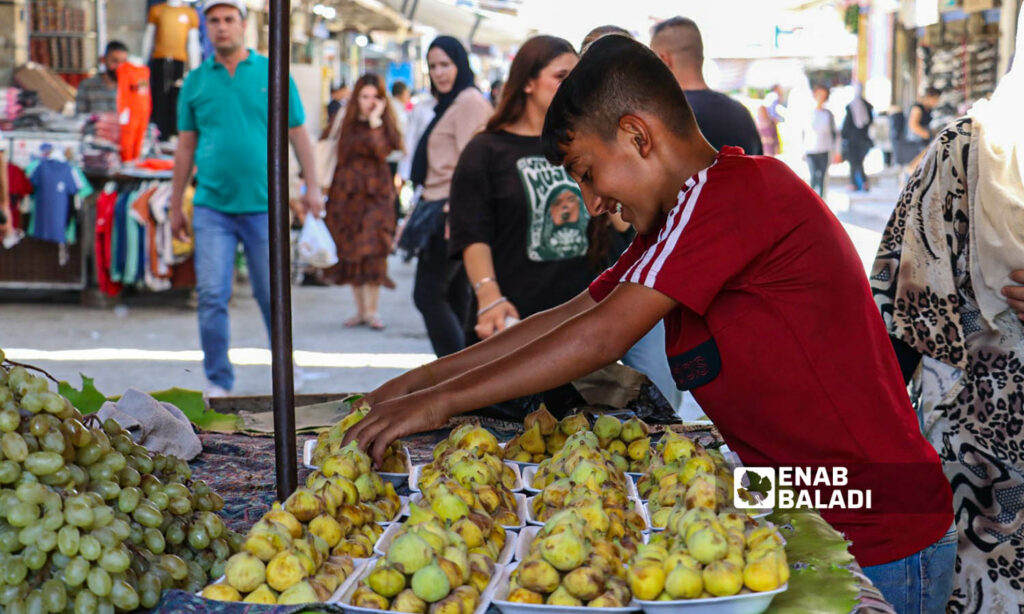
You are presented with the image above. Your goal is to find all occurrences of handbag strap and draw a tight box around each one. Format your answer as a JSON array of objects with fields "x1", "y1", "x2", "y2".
[{"x1": 328, "y1": 107, "x2": 345, "y2": 142}]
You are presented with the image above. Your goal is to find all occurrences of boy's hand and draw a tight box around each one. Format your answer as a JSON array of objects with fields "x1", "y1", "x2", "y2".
[
  {"x1": 476, "y1": 300, "x2": 519, "y2": 339},
  {"x1": 1003, "y1": 269, "x2": 1024, "y2": 321},
  {"x1": 342, "y1": 393, "x2": 450, "y2": 467}
]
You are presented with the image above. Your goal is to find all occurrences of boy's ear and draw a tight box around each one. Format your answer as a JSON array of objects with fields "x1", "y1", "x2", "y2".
[{"x1": 619, "y1": 114, "x2": 652, "y2": 158}]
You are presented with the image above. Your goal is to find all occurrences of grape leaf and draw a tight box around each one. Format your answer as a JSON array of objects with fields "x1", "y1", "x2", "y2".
[
  {"x1": 58, "y1": 374, "x2": 108, "y2": 415},
  {"x1": 745, "y1": 470, "x2": 773, "y2": 496},
  {"x1": 148, "y1": 387, "x2": 241, "y2": 432}
]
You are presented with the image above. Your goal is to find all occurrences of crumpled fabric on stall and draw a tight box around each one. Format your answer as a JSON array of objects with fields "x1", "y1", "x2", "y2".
[
  {"x1": 96, "y1": 387, "x2": 202, "y2": 460},
  {"x1": 153, "y1": 590, "x2": 346, "y2": 613}
]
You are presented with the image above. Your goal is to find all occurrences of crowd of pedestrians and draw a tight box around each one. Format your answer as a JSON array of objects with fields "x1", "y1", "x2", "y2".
[{"x1": 169, "y1": 4, "x2": 1024, "y2": 611}]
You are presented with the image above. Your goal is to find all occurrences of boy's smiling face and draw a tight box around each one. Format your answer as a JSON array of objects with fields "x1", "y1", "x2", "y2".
[{"x1": 562, "y1": 120, "x2": 670, "y2": 235}]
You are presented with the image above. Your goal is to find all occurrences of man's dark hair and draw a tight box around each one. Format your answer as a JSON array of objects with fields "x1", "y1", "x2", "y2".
[
  {"x1": 924, "y1": 86, "x2": 941, "y2": 98},
  {"x1": 542, "y1": 35, "x2": 697, "y2": 166},
  {"x1": 391, "y1": 80, "x2": 408, "y2": 98},
  {"x1": 104, "y1": 40, "x2": 128, "y2": 56},
  {"x1": 650, "y1": 16, "x2": 703, "y2": 63}
]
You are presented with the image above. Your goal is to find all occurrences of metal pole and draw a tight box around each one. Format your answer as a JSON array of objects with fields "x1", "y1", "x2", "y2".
[{"x1": 268, "y1": 0, "x2": 297, "y2": 501}]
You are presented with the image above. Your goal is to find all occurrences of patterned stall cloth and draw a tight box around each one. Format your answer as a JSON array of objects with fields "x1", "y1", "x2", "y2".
[{"x1": 154, "y1": 590, "x2": 344, "y2": 613}]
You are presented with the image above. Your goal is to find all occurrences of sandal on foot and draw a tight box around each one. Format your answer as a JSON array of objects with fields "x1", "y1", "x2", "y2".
[
  {"x1": 344, "y1": 315, "x2": 366, "y2": 328},
  {"x1": 367, "y1": 315, "x2": 385, "y2": 330}
]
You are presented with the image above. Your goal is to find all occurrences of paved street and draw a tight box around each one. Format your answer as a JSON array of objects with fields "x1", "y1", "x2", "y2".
[{"x1": 1, "y1": 163, "x2": 903, "y2": 398}]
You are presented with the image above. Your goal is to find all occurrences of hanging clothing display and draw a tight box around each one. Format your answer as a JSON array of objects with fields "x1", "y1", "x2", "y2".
[
  {"x1": 28, "y1": 158, "x2": 78, "y2": 243},
  {"x1": 149, "y1": 59, "x2": 185, "y2": 141},
  {"x1": 116, "y1": 63, "x2": 152, "y2": 162}
]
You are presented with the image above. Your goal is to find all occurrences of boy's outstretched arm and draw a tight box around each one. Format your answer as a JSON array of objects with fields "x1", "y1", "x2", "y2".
[{"x1": 346, "y1": 283, "x2": 678, "y2": 465}]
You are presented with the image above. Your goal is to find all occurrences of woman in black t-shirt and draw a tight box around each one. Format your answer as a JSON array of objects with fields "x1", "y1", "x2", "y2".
[{"x1": 448, "y1": 35, "x2": 592, "y2": 343}]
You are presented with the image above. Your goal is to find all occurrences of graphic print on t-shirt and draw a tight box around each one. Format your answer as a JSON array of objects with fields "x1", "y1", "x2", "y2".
[{"x1": 517, "y1": 156, "x2": 589, "y2": 262}]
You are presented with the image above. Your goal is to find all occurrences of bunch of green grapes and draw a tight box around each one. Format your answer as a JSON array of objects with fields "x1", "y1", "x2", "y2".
[{"x1": 0, "y1": 355, "x2": 242, "y2": 613}]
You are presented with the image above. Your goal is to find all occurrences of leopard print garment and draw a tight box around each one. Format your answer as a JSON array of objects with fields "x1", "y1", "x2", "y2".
[{"x1": 871, "y1": 117, "x2": 1024, "y2": 613}]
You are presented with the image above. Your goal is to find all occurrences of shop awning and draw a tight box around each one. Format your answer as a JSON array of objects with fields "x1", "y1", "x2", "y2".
[
  {"x1": 380, "y1": 0, "x2": 534, "y2": 47},
  {"x1": 334, "y1": 0, "x2": 411, "y2": 32}
]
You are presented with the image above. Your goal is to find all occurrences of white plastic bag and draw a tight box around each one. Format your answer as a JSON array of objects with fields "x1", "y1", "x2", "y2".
[{"x1": 297, "y1": 216, "x2": 339, "y2": 269}]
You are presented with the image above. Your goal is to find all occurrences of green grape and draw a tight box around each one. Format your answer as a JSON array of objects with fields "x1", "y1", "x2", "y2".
[
  {"x1": 75, "y1": 443, "x2": 103, "y2": 466},
  {"x1": 20, "y1": 392, "x2": 44, "y2": 414},
  {"x1": 185, "y1": 559, "x2": 205, "y2": 587},
  {"x1": 139, "y1": 587, "x2": 161, "y2": 609},
  {"x1": 191, "y1": 479, "x2": 210, "y2": 496},
  {"x1": 86, "y1": 566, "x2": 112, "y2": 597},
  {"x1": 132, "y1": 454, "x2": 155, "y2": 475},
  {"x1": 117, "y1": 487, "x2": 142, "y2": 514},
  {"x1": 24, "y1": 451, "x2": 64, "y2": 476},
  {"x1": 210, "y1": 557, "x2": 227, "y2": 580},
  {"x1": 18, "y1": 523, "x2": 44, "y2": 546},
  {"x1": 164, "y1": 519, "x2": 185, "y2": 545},
  {"x1": 7, "y1": 502, "x2": 41, "y2": 527},
  {"x1": 162, "y1": 482, "x2": 188, "y2": 500},
  {"x1": 152, "y1": 455, "x2": 168, "y2": 473},
  {"x1": 91, "y1": 505, "x2": 114, "y2": 528},
  {"x1": 62, "y1": 417, "x2": 91, "y2": 447},
  {"x1": 66, "y1": 465, "x2": 88, "y2": 487},
  {"x1": 41, "y1": 509, "x2": 64, "y2": 531},
  {"x1": 36, "y1": 528, "x2": 58, "y2": 552},
  {"x1": 102, "y1": 451, "x2": 126, "y2": 473},
  {"x1": 0, "y1": 526, "x2": 20, "y2": 552},
  {"x1": 64, "y1": 556, "x2": 90, "y2": 586},
  {"x1": 143, "y1": 528, "x2": 165, "y2": 554},
  {"x1": 50, "y1": 551, "x2": 71, "y2": 569},
  {"x1": 159, "y1": 554, "x2": 188, "y2": 581},
  {"x1": 39, "y1": 391, "x2": 65, "y2": 415},
  {"x1": 102, "y1": 418, "x2": 121, "y2": 436},
  {"x1": 0, "y1": 459, "x2": 21, "y2": 484},
  {"x1": 200, "y1": 511, "x2": 225, "y2": 540},
  {"x1": 0, "y1": 388, "x2": 12, "y2": 408},
  {"x1": 38, "y1": 430, "x2": 65, "y2": 455},
  {"x1": 194, "y1": 494, "x2": 213, "y2": 512},
  {"x1": 73, "y1": 589, "x2": 97, "y2": 614},
  {"x1": 209, "y1": 537, "x2": 230, "y2": 560},
  {"x1": 21, "y1": 433, "x2": 40, "y2": 453},
  {"x1": 39, "y1": 467, "x2": 71, "y2": 487},
  {"x1": 40, "y1": 578, "x2": 67, "y2": 613},
  {"x1": 83, "y1": 492, "x2": 103, "y2": 508},
  {"x1": 87, "y1": 463, "x2": 115, "y2": 483},
  {"x1": 140, "y1": 475, "x2": 163, "y2": 497},
  {"x1": 98, "y1": 545, "x2": 131, "y2": 574},
  {"x1": 109, "y1": 578, "x2": 139, "y2": 611},
  {"x1": 111, "y1": 434, "x2": 133, "y2": 455},
  {"x1": 92, "y1": 526, "x2": 118, "y2": 549},
  {"x1": 187, "y1": 524, "x2": 210, "y2": 550},
  {"x1": 63, "y1": 498, "x2": 94, "y2": 528},
  {"x1": 91, "y1": 428, "x2": 110, "y2": 452},
  {"x1": 127, "y1": 524, "x2": 143, "y2": 546},
  {"x1": 28, "y1": 414, "x2": 50, "y2": 437},
  {"x1": 225, "y1": 530, "x2": 245, "y2": 554},
  {"x1": 147, "y1": 491, "x2": 169, "y2": 511},
  {"x1": 150, "y1": 565, "x2": 174, "y2": 590},
  {"x1": 108, "y1": 519, "x2": 131, "y2": 542},
  {"x1": 15, "y1": 481, "x2": 48, "y2": 504},
  {"x1": 0, "y1": 584, "x2": 26, "y2": 606},
  {"x1": 6, "y1": 599, "x2": 27, "y2": 614},
  {"x1": 22, "y1": 545, "x2": 46, "y2": 570},
  {"x1": 117, "y1": 466, "x2": 141, "y2": 487},
  {"x1": 79, "y1": 535, "x2": 102, "y2": 561},
  {"x1": 24, "y1": 590, "x2": 45, "y2": 614},
  {"x1": 4, "y1": 556, "x2": 28, "y2": 584},
  {"x1": 132, "y1": 502, "x2": 162, "y2": 528},
  {"x1": 1, "y1": 432, "x2": 29, "y2": 462},
  {"x1": 167, "y1": 496, "x2": 192, "y2": 516},
  {"x1": 58, "y1": 526, "x2": 80, "y2": 557}
]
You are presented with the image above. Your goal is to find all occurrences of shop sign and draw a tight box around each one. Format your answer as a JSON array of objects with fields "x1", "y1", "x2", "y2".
[{"x1": 939, "y1": 0, "x2": 962, "y2": 11}]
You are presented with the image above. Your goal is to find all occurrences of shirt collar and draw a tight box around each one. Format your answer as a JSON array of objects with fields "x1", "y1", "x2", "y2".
[{"x1": 211, "y1": 48, "x2": 256, "y2": 70}]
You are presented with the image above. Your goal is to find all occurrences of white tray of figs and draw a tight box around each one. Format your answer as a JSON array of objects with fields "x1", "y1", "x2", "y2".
[
  {"x1": 373, "y1": 522, "x2": 518, "y2": 565},
  {"x1": 408, "y1": 492, "x2": 529, "y2": 530},
  {"x1": 337, "y1": 554, "x2": 504, "y2": 614},
  {"x1": 491, "y1": 562, "x2": 642, "y2": 614},
  {"x1": 198, "y1": 556, "x2": 372, "y2": 604},
  {"x1": 409, "y1": 461, "x2": 524, "y2": 493},
  {"x1": 303, "y1": 438, "x2": 412, "y2": 487},
  {"x1": 521, "y1": 465, "x2": 639, "y2": 499},
  {"x1": 524, "y1": 496, "x2": 650, "y2": 533}
]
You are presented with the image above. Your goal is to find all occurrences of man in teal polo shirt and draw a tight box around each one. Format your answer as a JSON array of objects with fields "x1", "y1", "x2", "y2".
[{"x1": 170, "y1": 0, "x2": 323, "y2": 398}]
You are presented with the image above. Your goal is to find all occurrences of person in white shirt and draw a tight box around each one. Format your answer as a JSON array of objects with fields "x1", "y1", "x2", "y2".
[{"x1": 803, "y1": 83, "x2": 837, "y2": 198}]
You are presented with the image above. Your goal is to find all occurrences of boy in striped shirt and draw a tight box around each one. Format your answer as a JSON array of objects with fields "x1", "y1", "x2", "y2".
[{"x1": 347, "y1": 36, "x2": 954, "y2": 611}]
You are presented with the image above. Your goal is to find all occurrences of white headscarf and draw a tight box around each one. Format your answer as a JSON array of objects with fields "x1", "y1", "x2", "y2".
[
  {"x1": 849, "y1": 82, "x2": 870, "y2": 129},
  {"x1": 968, "y1": 5, "x2": 1024, "y2": 327}
]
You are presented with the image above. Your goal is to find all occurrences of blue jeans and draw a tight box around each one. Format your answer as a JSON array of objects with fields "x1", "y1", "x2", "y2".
[
  {"x1": 192, "y1": 206, "x2": 272, "y2": 390},
  {"x1": 862, "y1": 523, "x2": 956, "y2": 614},
  {"x1": 622, "y1": 322, "x2": 682, "y2": 411}
]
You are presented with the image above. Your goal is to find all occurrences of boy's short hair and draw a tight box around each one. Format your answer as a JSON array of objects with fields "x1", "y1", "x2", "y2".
[
  {"x1": 542, "y1": 35, "x2": 697, "y2": 166},
  {"x1": 391, "y1": 80, "x2": 408, "y2": 98},
  {"x1": 924, "y1": 86, "x2": 941, "y2": 98}
]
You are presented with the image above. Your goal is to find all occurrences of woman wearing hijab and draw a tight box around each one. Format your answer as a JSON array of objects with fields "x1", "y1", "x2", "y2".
[
  {"x1": 870, "y1": 7, "x2": 1024, "y2": 609},
  {"x1": 841, "y1": 82, "x2": 873, "y2": 192},
  {"x1": 406, "y1": 36, "x2": 493, "y2": 357}
]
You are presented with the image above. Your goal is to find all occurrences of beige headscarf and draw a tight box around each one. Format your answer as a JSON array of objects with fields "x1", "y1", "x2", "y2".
[{"x1": 969, "y1": 5, "x2": 1024, "y2": 327}]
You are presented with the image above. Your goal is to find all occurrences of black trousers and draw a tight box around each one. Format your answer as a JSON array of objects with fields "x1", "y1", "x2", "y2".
[
  {"x1": 413, "y1": 229, "x2": 470, "y2": 357},
  {"x1": 149, "y1": 58, "x2": 185, "y2": 141},
  {"x1": 807, "y1": 152, "x2": 830, "y2": 198}
]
